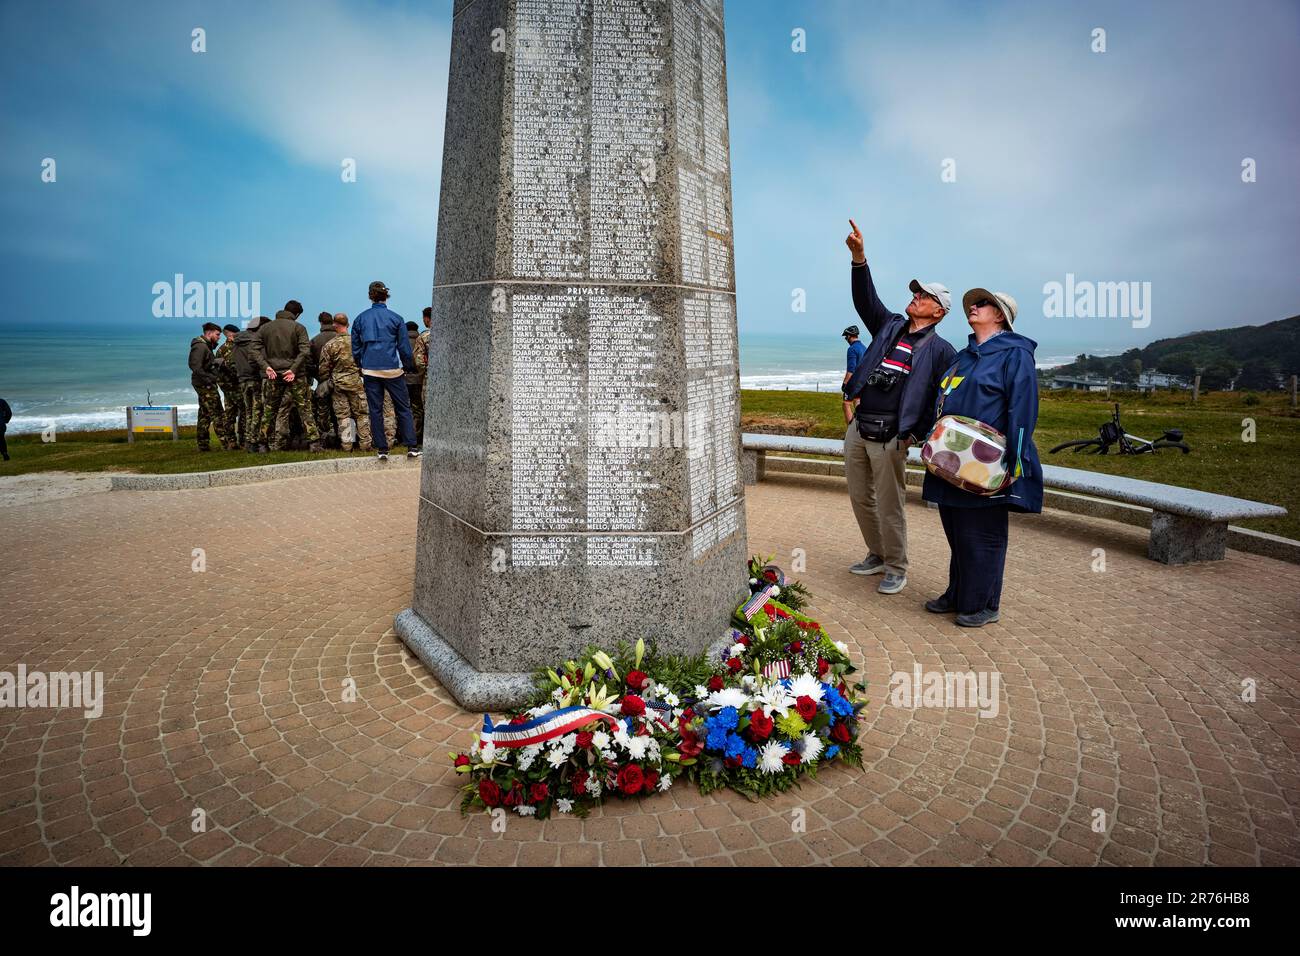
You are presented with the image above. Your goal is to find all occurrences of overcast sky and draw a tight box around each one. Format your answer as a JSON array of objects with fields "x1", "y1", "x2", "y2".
[{"x1": 1, "y1": 0, "x2": 1296, "y2": 357}]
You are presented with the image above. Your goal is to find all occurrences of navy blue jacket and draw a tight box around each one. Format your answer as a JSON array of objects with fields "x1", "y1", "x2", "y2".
[
  {"x1": 351, "y1": 302, "x2": 415, "y2": 374},
  {"x1": 843, "y1": 262, "x2": 957, "y2": 442},
  {"x1": 922, "y1": 330, "x2": 1043, "y2": 513}
]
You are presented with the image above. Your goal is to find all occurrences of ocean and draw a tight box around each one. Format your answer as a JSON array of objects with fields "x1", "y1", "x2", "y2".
[{"x1": 0, "y1": 323, "x2": 1096, "y2": 435}]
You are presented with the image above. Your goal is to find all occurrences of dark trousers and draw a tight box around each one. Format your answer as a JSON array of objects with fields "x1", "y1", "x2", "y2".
[
  {"x1": 0, "y1": 426, "x2": 8, "y2": 461},
  {"x1": 363, "y1": 374, "x2": 417, "y2": 451},
  {"x1": 938, "y1": 504, "x2": 1009, "y2": 614}
]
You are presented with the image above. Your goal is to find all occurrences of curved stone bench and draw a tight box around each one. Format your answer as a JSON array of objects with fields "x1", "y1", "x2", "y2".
[{"x1": 741, "y1": 432, "x2": 1287, "y2": 565}]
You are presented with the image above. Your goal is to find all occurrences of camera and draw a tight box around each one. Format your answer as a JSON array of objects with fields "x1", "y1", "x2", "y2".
[{"x1": 865, "y1": 367, "x2": 902, "y2": 392}]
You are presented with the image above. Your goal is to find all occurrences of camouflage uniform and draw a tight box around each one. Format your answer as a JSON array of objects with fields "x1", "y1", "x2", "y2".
[
  {"x1": 233, "y1": 325, "x2": 265, "y2": 450},
  {"x1": 411, "y1": 329, "x2": 430, "y2": 440},
  {"x1": 214, "y1": 339, "x2": 244, "y2": 444},
  {"x1": 382, "y1": 392, "x2": 396, "y2": 447},
  {"x1": 246, "y1": 310, "x2": 320, "y2": 448},
  {"x1": 310, "y1": 326, "x2": 339, "y2": 445},
  {"x1": 188, "y1": 335, "x2": 233, "y2": 450},
  {"x1": 318, "y1": 332, "x2": 372, "y2": 450}
]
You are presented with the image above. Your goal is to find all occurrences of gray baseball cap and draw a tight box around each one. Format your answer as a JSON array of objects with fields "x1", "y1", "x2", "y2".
[{"x1": 909, "y1": 279, "x2": 951, "y2": 313}]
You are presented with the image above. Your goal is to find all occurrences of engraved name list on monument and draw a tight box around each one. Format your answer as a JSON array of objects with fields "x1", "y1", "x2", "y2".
[{"x1": 506, "y1": 0, "x2": 739, "y2": 571}]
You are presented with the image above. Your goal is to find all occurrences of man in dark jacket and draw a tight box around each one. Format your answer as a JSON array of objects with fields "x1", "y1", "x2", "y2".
[
  {"x1": 232, "y1": 317, "x2": 267, "y2": 452},
  {"x1": 247, "y1": 307, "x2": 322, "y2": 453},
  {"x1": 404, "y1": 320, "x2": 426, "y2": 443},
  {"x1": 841, "y1": 218, "x2": 957, "y2": 595},
  {"x1": 0, "y1": 397, "x2": 11, "y2": 461},
  {"x1": 188, "y1": 322, "x2": 234, "y2": 451},
  {"x1": 351, "y1": 281, "x2": 419, "y2": 460}
]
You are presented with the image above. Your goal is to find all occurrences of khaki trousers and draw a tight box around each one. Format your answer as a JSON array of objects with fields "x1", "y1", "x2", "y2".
[{"x1": 844, "y1": 420, "x2": 909, "y2": 575}]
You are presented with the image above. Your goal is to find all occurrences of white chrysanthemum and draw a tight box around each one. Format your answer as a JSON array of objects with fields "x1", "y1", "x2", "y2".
[
  {"x1": 755, "y1": 683, "x2": 793, "y2": 717},
  {"x1": 559, "y1": 733, "x2": 577, "y2": 753},
  {"x1": 479, "y1": 742, "x2": 497, "y2": 763},
  {"x1": 729, "y1": 642, "x2": 747, "y2": 658},
  {"x1": 758, "y1": 740, "x2": 789, "y2": 774},
  {"x1": 657, "y1": 773, "x2": 673, "y2": 792},
  {"x1": 800, "y1": 733, "x2": 823, "y2": 764},
  {"x1": 587, "y1": 779, "x2": 602, "y2": 798},
  {"x1": 517, "y1": 744, "x2": 542, "y2": 771},
  {"x1": 834, "y1": 641, "x2": 848, "y2": 654},
  {"x1": 771, "y1": 586, "x2": 781, "y2": 596},
  {"x1": 527, "y1": 703, "x2": 555, "y2": 717},
  {"x1": 703, "y1": 687, "x2": 749, "y2": 711},
  {"x1": 645, "y1": 738, "x2": 661, "y2": 760},
  {"x1": 515, "y1": 804, "x2": 536, "y2": 817},
  {"x1": 547, "y1": 748, "x2": 569, "y2": 769},
  {"x1": 592, "y1": 731, "x2": 610, "y2": 751},
  {"x1": 788, "y1": 672, "x2": 825, "y2": 702},
  {"x1": 556, "y1": 798, "x2": 574, "y2": 814},
  {"x1": 625, "y1": 736, "x2": 648, "y2": 760}
]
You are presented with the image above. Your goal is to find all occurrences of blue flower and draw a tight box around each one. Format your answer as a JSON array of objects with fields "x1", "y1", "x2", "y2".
[
  {"x1": 724, "y1": 734, "x2": 746, "y2": 759},
  {"x1": 826, "y1": 745, "x2": 840, "y2": 760},
  {"x1": 716, "y1": 706, "x2": 739, "y2": 731},
  {"x1": 741, "y1": 746, "x2": 757, "y2": 769},
  {"x1": 706, "y1": 725, "x2": 728, "y2": 751},
  {"x1": 823, "y1": 686, "x2": 853, "y2": 718}
]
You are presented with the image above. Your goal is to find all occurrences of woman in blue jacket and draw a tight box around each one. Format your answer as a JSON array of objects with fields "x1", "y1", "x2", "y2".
[{"x1": 922, "y1": 289, "x2": 1042, "y2": 627}]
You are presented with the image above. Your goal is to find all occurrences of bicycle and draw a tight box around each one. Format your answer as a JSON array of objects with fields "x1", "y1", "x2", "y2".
[{"x1": 1049, "y1": 403, "x2": 1191, "y2": 455}]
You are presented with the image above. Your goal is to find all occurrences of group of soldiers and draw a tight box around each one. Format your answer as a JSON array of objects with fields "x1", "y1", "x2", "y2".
[{"x1": 187, "y1": 299, "x2": 430, "y2": 453}]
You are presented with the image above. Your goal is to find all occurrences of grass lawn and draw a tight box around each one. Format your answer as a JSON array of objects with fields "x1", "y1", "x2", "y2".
[
  {"x1": 3, "y1": 389, "x2": 1296, "y2": 539},
  {"x1": 741, "y1": 388, "x2": 1299, "y2": 540}
]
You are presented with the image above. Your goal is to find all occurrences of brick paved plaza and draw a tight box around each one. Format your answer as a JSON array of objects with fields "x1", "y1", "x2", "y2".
[{"x1": 1, "y1": 469, "x2": 1297, "y2": 866}]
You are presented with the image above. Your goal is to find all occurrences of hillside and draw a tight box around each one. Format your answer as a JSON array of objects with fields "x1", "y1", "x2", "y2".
[{"x1": 1052, "y1": 314, "x2": 1300, "y2": 390}]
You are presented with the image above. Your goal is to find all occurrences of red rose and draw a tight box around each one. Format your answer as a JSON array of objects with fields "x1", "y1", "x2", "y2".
[
  {"x1": 503, "y1": 784, "x2": 524, "y2": 807},
  {"x1": 621, "y1": 694, "x2": 646, "y2": 717},
  {"x1": 723, "y1": 756, "x2": 742, "y2": 769},
  {"x1": 763, "y1": 569, "x2": 778, "y2": 583},
  {"x1": 726, "y1": 657, "x2": 743, "y2": 674},
  {"x1": 454, "y1": 754, "x2": 470, "y2": 767},
  {"x1": 790, "y1": 641, "x2": 803, "y2": 653},
  {"x1": 817, "y1": 657, "x2": 830, "y2": 677},
  {"x1": 643, "y1": 770, "x2": 659, "y2": 792},
  {"x1": 782, "y1": 752, "x2": 802, "y2": 766},
  {"x1": 508, "y1": 714, "x2": 528, "y2": 725},
  {"x1": 831, "y1": 721, "x2": 852, "y2": 743},
  {"x1": 529, "y1": 783, "x2": 549, "y2": 804},
  {"x1": 748, "y1": 710, "x2": 773, "y2": 741},
  {"x1": 572, "y1": 769, "x2": 588, "y2": 795},
  {"x1": 576, "y1": 731, "x2": 594, "y2": 750},
  {"x1": 626, "y1": 669, "x2": 649, "y2": 690},
  {"x1": 763, "y1": 602, "x2": 776, "y2": 615},
  {"x1": 737, "y1": 635, "x2": 751, "y2": 647},
  {"x1": 617, "y1": 764, "x2": 644, "y2": 796},
  {"x1": 707, "y1": 675, "x2": 724, "y2": 692},
  {"x1": 478, "y1": 779, "x2": 502, "y2": 807},
  {"x1": 795, "y1": 695, "x2": 817, "y2": 721}
]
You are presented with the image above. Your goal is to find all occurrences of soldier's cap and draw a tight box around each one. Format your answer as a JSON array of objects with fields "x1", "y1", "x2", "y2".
[
  {"x1": 222, "y1": 323, "x2": 239, "y2": 334},
  {"x1": 368, "y1": 280, "x2": 389, "y2": 296}
]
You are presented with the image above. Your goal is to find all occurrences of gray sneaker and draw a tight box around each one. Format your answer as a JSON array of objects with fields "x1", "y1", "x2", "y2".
[
  {"x1": 955, "y1": 608, "x2": 1000, "y2": 627},
  {"x1": 849, "y1": 555, "x2": 885, "y2": 576},
  {"x1": 877, "y1": 572, "x2": 907, "y2": 595}
]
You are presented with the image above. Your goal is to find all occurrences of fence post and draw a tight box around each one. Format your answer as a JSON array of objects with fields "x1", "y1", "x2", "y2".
[{"x1": 1192, "y1": 374, "x2": 1201, "y2": 404}]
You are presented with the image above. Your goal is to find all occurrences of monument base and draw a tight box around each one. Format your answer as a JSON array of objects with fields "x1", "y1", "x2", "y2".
[
  {"x1": 397, "y1": 606, "x2": 746, "y2": 712},
  {"x1": 395, "y1": 608, "x2": 536, "y2": 711}
]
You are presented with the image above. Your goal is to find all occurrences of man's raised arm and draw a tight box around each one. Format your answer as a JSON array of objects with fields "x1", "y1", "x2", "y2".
[{"x1": 845, "y1": 218, "x2": 893, "y2": 338}]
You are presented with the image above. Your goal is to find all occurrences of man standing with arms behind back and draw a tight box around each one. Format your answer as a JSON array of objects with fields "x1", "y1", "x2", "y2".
[
  {"x1": 841, "y1": 218, "x2": 956, "y2": 595},
  {"x1": 352, "y1": 281, "x2": 420, "y2": 461}
]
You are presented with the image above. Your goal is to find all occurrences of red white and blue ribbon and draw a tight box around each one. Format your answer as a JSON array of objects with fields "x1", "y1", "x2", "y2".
[
  {"x1": 481, "y1": 706, "x2": 620, "y2": 749},
  {"x1": 741, "y1": 584, "x2": 776, "y2": 621},
  {"x1": 761, "y1": 659, "x2": 793, "y2": 679}
]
